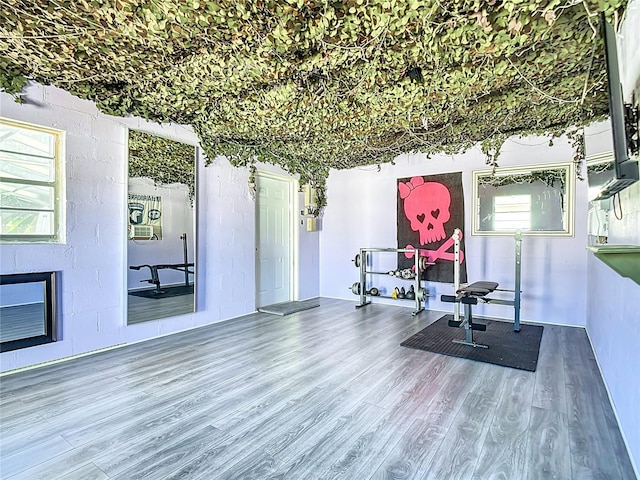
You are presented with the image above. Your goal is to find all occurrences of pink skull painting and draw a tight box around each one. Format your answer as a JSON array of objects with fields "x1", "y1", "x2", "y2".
[{"x1": 399, "y1": 176, "x2": 451, "y2": 245}]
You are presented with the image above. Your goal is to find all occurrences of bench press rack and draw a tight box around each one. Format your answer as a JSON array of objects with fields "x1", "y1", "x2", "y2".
[{"x1": 441, "y1": 229, "x2": 522, "y2": 348}]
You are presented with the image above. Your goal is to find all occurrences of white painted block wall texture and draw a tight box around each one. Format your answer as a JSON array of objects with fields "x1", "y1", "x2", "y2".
[
  {"x1": 585, "y1": 0, "x2": 640, "y2": 473},
  {"x1": 0, "y1": 82, "x2": 319, "y2": 372},
  {"x1": 321, "y1": 135, "x2": 590, "y2": 326}
]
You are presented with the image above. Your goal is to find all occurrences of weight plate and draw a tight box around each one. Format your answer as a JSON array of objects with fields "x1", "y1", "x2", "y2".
[
  {"x1": 401, "y1": 269, "x2": 414, "y2": 279},
  {"x1": 351, "y1": 282, "x2": 361, "y2": 295},
  {"x1": 369, "y1": 287, "x2": 379, "y2": 296},
  {"x1": 353, "y1": 254, "x2": 361, "y2": 268},
  {"x1": 417, "y1": 287, "x2": 427, "y2": 302},
  {"x1": 419, "y1": 257, "x2": 428, "y2": 271}
]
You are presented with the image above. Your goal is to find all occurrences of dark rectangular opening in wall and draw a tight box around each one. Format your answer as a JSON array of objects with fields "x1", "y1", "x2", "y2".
[{"x1": 0, "y1": 271, "x2": 57, "y2": 352}]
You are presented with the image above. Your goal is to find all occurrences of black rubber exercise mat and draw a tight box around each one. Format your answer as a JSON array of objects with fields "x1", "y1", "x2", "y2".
[
  {"x1": 401, "y1": 315, "x2": 544, "y2": 371},
  {"x1": 128, "y1": 285, "x2": 194, "y2": 299}
]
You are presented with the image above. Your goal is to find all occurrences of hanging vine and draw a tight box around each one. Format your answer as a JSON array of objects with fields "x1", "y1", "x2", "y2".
[
  {"x1": 479, "y1": 168, "x2": 566, "y2": 189},
  {"x1": 567, "y1": 128, "x2": 586, "y2": 180}
]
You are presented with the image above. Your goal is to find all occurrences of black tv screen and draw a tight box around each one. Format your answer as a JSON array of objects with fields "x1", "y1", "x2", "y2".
[{"x1": 588, "y1": 15, "x2": 639, "y2": 201}]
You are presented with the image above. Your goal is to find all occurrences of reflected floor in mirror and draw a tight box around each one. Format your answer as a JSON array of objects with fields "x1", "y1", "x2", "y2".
[
  {"x1": 127, "y1": 289, "x2": 194, "y2": 324},
  {"x1": 0, "y1": 304, "x2": 45, "y2": 342}
]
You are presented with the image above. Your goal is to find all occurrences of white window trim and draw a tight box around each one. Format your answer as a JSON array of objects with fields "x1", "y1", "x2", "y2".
[
  {"x1": 472, "y1": 162, "x2": 575, "y2": 237},
  {"x1": 0, "y1": 118, "x2": 65, "y2": 244}
]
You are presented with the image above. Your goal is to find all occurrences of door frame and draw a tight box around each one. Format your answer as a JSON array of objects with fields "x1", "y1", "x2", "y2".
[{"x1": 255, "y1": 170, "x2": 299, "y2": 306}]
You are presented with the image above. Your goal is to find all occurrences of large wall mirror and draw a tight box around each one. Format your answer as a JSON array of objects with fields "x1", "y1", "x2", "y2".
[
  {"x1": 1, "y1": 272, "x2": 57, "y2": 352},
  {"x1": 126, "y1": 130, "x2": 197, "y2": 324},
  {"x1": 472, "y1": 163, "x2": 574, "y2": 236}
]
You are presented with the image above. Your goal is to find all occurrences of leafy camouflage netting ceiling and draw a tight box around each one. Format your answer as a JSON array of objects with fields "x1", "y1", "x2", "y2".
[
  {"x1": 0, "y1": 0, "x2": 627, "y2": 204},
  {"x1": 128, "y1": 129, "x2": 196, "y2": 198}
]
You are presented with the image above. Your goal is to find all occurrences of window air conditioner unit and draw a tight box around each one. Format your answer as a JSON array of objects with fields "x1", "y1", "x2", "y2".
[{"x1": 130, "y1": 225, "x2": 154, "y2": 240}]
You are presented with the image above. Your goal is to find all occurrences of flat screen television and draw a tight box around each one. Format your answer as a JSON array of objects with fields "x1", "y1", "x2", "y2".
[{"x1": 588, "y1": 14, "x2": 639, "y2": 201}]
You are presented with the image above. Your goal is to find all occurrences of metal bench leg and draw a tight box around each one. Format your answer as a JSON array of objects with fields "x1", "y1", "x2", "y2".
[{"x1": 452, "y1": 303, "x2": 488, "y2": 349}]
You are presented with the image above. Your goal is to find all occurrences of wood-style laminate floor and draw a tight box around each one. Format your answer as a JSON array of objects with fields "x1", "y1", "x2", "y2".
[{"x1": 0, "y1": 298, "x2": 636, "y2": 479}]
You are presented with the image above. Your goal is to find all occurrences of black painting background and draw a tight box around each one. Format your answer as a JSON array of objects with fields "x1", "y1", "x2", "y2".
[{"x1": 397, "y1": 172, "x2": 467, "y2": 283}]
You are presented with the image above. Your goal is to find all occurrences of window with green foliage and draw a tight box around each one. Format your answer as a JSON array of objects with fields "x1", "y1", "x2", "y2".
[{"x1": 0, "y1": 119, "x2": 64, "y2": 243}]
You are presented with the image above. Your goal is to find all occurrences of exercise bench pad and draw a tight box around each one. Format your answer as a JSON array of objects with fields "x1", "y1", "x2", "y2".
[{"x1": 457, "y1": 281, "x2": 499, "y2": 297}]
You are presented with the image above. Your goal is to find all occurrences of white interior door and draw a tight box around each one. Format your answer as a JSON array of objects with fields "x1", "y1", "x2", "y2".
[{"x1": 256, "y1": 173, "x2": 292, "y2": 307}]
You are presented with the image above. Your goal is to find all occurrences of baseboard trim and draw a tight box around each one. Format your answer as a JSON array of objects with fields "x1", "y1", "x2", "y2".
[
  {"x1": 0, "y1": 344, "x2": 126, "y2": 377},
  {"x1": 320, "y1": 296, "x2": 587, "y2": 328}
]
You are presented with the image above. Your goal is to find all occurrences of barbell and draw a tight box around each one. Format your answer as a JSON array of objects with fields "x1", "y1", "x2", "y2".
[{"x1": 353, "y1": 252, "x2": 429, "y2": 273}]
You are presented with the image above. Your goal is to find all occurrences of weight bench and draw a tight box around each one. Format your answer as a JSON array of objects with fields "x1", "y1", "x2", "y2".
[
  {"x1": 439, "y1": 228, "x2": 523, "y2": 349},
  {"x1": 129, "y1": 263, "x2": 194, "y2": 294},
  {"x1": 441, "y1": 281, "x2": 499, "y2": 349}
]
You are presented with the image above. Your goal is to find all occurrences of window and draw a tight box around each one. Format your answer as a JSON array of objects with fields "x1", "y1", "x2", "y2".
[
  {"x1": 473, "y1": 163, "x2": 574, "y2": 236},
  {"x1": 493, "y1": 194, "x2": 532, "y2": 231},
  {"x1": 0, "y1": 118, "x2": 64, "y2": 242}
]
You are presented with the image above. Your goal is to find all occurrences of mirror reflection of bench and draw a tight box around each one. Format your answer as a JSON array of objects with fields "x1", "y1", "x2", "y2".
[{"x1": 129, "y1": 263, "x2": 194, "y2": 295}]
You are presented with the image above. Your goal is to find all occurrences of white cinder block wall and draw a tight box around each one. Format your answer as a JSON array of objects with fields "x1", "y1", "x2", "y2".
[
  {"x1": 0, "y1": 82, "x2": 320, "y2": 372},
  {"x1": 320, "y1": 135, "x2": 590, "y2": 326},
  {"x1": 585, "y1": 1, "x2": 640, "y2": 474}
]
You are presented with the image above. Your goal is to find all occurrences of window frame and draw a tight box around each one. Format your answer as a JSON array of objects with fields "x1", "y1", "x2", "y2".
[
  {"x1": 472, "y1": 162, "x2": 575, "y2": 237},
  {"x1": 0, "y1": 118, "x2": 65, "y2": 243}
]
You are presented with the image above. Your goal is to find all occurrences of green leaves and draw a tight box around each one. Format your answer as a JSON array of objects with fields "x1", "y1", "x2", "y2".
[
  {"x1": 128, "y1": 130, "x2": 196, "y2": 199},
  {"x1": 0, "y1": 60, "x2": 27, "y2": 95},
  {"x1": 0, "y1": 0, "x2": 625, "y2": 211}
]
